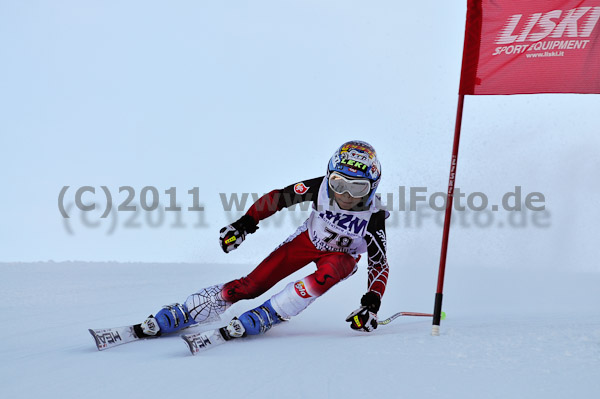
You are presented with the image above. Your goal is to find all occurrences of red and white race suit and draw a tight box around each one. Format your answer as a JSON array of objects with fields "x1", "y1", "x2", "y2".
[{"x1": 221, "y1": 176, "x2": 389, "y2": 313}]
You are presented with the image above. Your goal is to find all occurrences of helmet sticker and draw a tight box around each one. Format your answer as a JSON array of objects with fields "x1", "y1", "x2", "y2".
[
  {"x1": 343, "y1": 149, "x2": 368, "y2": 162},
  {"x1": 340, "y1": 143, "x2": 376, "y2": 160},
  {"x1": 370, "y1": 163, "x2": 380, "y2": 179},
  {"x1": 332, "y1": 153, "x2": 341, "y2": 168},
  {"x1": 339, "y1": 158, "x2": 368, "y2": 172}
]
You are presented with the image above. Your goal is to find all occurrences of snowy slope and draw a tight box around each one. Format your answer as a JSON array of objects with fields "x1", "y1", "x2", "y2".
[{"x1": 1, "y1": 261, "x2": 598, "y2": 399}]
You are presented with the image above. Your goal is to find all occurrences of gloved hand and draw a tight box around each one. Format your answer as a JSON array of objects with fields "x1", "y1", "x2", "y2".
[
  {"x1": 345, "y1": 291, "x2": 381, "y2": 332},
  {"x1": 219, "y1": 215, "x2": 259, "y2": 253}
]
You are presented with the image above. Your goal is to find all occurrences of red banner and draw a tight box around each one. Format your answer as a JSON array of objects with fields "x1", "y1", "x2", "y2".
[{"x1": 460, "y1": 0, "x2": 600, "y2": 94}]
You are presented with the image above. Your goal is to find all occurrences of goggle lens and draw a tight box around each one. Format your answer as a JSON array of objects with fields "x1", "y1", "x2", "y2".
[{"x1": 328, "y1": 173, "x2": 371, "y2": 198}]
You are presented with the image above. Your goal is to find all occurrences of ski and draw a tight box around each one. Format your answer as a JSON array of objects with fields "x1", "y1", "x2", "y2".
[
  {"x1": 89, "y1": 325, "x2": 145, "y2": 351},
  {"x1": 90, "y1": 310, "x2": 447, "y2": 353},
  {"x1": 181, "y1": 327, "x2": 229, "y2": 355}
]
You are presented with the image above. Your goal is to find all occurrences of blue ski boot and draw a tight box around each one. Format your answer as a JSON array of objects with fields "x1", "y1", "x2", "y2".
[
  {"x1": 226, "y1": 299, "x2": 286, "y2": 338},
  {"x1": 136, "y1": 303, "x2": 197, "y2": 337}
]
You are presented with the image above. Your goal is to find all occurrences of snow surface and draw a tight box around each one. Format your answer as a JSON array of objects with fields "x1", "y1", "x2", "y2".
[{"x1": 1, "y1": 261, "x2": 598, "y2": 399}]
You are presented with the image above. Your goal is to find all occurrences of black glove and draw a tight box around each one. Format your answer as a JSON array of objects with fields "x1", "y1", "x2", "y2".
[
  {"x1": 219, "y1": 215, "x2": 259, "y2": 253},
  {"x1": 345, "y1": 291, "x2": 381, "y2": 332}
]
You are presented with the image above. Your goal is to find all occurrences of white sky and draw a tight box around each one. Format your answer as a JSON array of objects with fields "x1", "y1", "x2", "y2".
[{"x1": 1, "y1": 1, "x2": 599, "y2": 272}]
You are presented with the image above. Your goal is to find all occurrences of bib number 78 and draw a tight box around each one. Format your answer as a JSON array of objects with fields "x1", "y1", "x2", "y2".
[{"x1": 324, "y1": 227, "x2": 353, "y2": 248}]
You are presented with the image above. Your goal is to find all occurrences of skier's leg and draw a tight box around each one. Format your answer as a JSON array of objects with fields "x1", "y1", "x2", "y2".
[
  {"x1": 141, "y1": 230, "x2": 321, "y2": 337},
  {"x1": 137, "y1": 284, "x2": 230, "y2": 337},
  {"x1": 184, "y1": 284, "x2": 231, "y2": 324},
  {"x1": 183, "y1": 231, "x2": 317, "y2": 328},
  {"x1": 220, "y1": 230, "x2": 320, "y2": 302},
  {"x1": 225, "y1": 252, "x2": 357, "y2": 338},
  {"x1": 270, "y1": 252, "x2": 358, "y2": 319}
]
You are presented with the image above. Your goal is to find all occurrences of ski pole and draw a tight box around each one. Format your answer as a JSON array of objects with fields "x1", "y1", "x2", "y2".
[{"x1": 378, "y1": 311, "x2": 446, "y2": 326}]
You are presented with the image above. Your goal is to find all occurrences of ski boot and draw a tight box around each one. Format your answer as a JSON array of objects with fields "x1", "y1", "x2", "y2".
[
  {"x1": 221, "y1": 299, "x2": 287, "y2": 340},
  {"x1": 134, "y1": 303, "x2": 196, "y2": 338}
]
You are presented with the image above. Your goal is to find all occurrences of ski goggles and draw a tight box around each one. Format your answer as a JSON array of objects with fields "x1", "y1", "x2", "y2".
[{"x1": 328, "y1": 172, "x2": 371, "y2": 198}]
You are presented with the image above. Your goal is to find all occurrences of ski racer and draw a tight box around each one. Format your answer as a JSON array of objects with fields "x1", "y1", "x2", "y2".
[{"x1": 136, "y1": 140, "x2": 390, "y2": 341}]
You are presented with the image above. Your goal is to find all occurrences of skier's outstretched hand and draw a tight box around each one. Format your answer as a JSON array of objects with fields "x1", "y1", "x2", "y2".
[
  {"x1": 346, "y1": 291, "x2": 381, "y2": 332},
  {"x1": 219, "y1": 215, "x2": 259, "y2": 253}
]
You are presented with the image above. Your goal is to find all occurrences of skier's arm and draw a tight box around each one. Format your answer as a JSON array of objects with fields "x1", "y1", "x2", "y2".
[
  {"x1": 245, "y1": 176, "x2": 323, "y2": 224},
  {"x1": 365, "y1": 210, "x2": 389, "y2": 298},
  {"x1": 346, "y1": 211, "x2": 389, "y2": 331},
  {"x1": 219, "y1": 177, "x2": 322, "y2": 253}
]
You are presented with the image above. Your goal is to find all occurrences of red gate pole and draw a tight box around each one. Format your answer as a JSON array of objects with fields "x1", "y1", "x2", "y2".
[{"x1": 432, "y1": 94, "x2": 465, "y2": 336}]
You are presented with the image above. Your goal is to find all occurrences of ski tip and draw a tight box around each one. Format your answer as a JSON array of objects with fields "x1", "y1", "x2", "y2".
[
  {"x1": 441, "y1": 311, "x2": 447, "y2": 320},
  {"x1": 88, "y1": 329, "x2": 102, "y2": 351},
  {"x1": 181, "y1": 335, "x2": 199, "y2": 356}
]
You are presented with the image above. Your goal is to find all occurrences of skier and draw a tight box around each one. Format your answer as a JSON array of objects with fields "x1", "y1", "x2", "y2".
[{"x1": 136, "y1": 140, "x2": 389, "y2": 342}]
